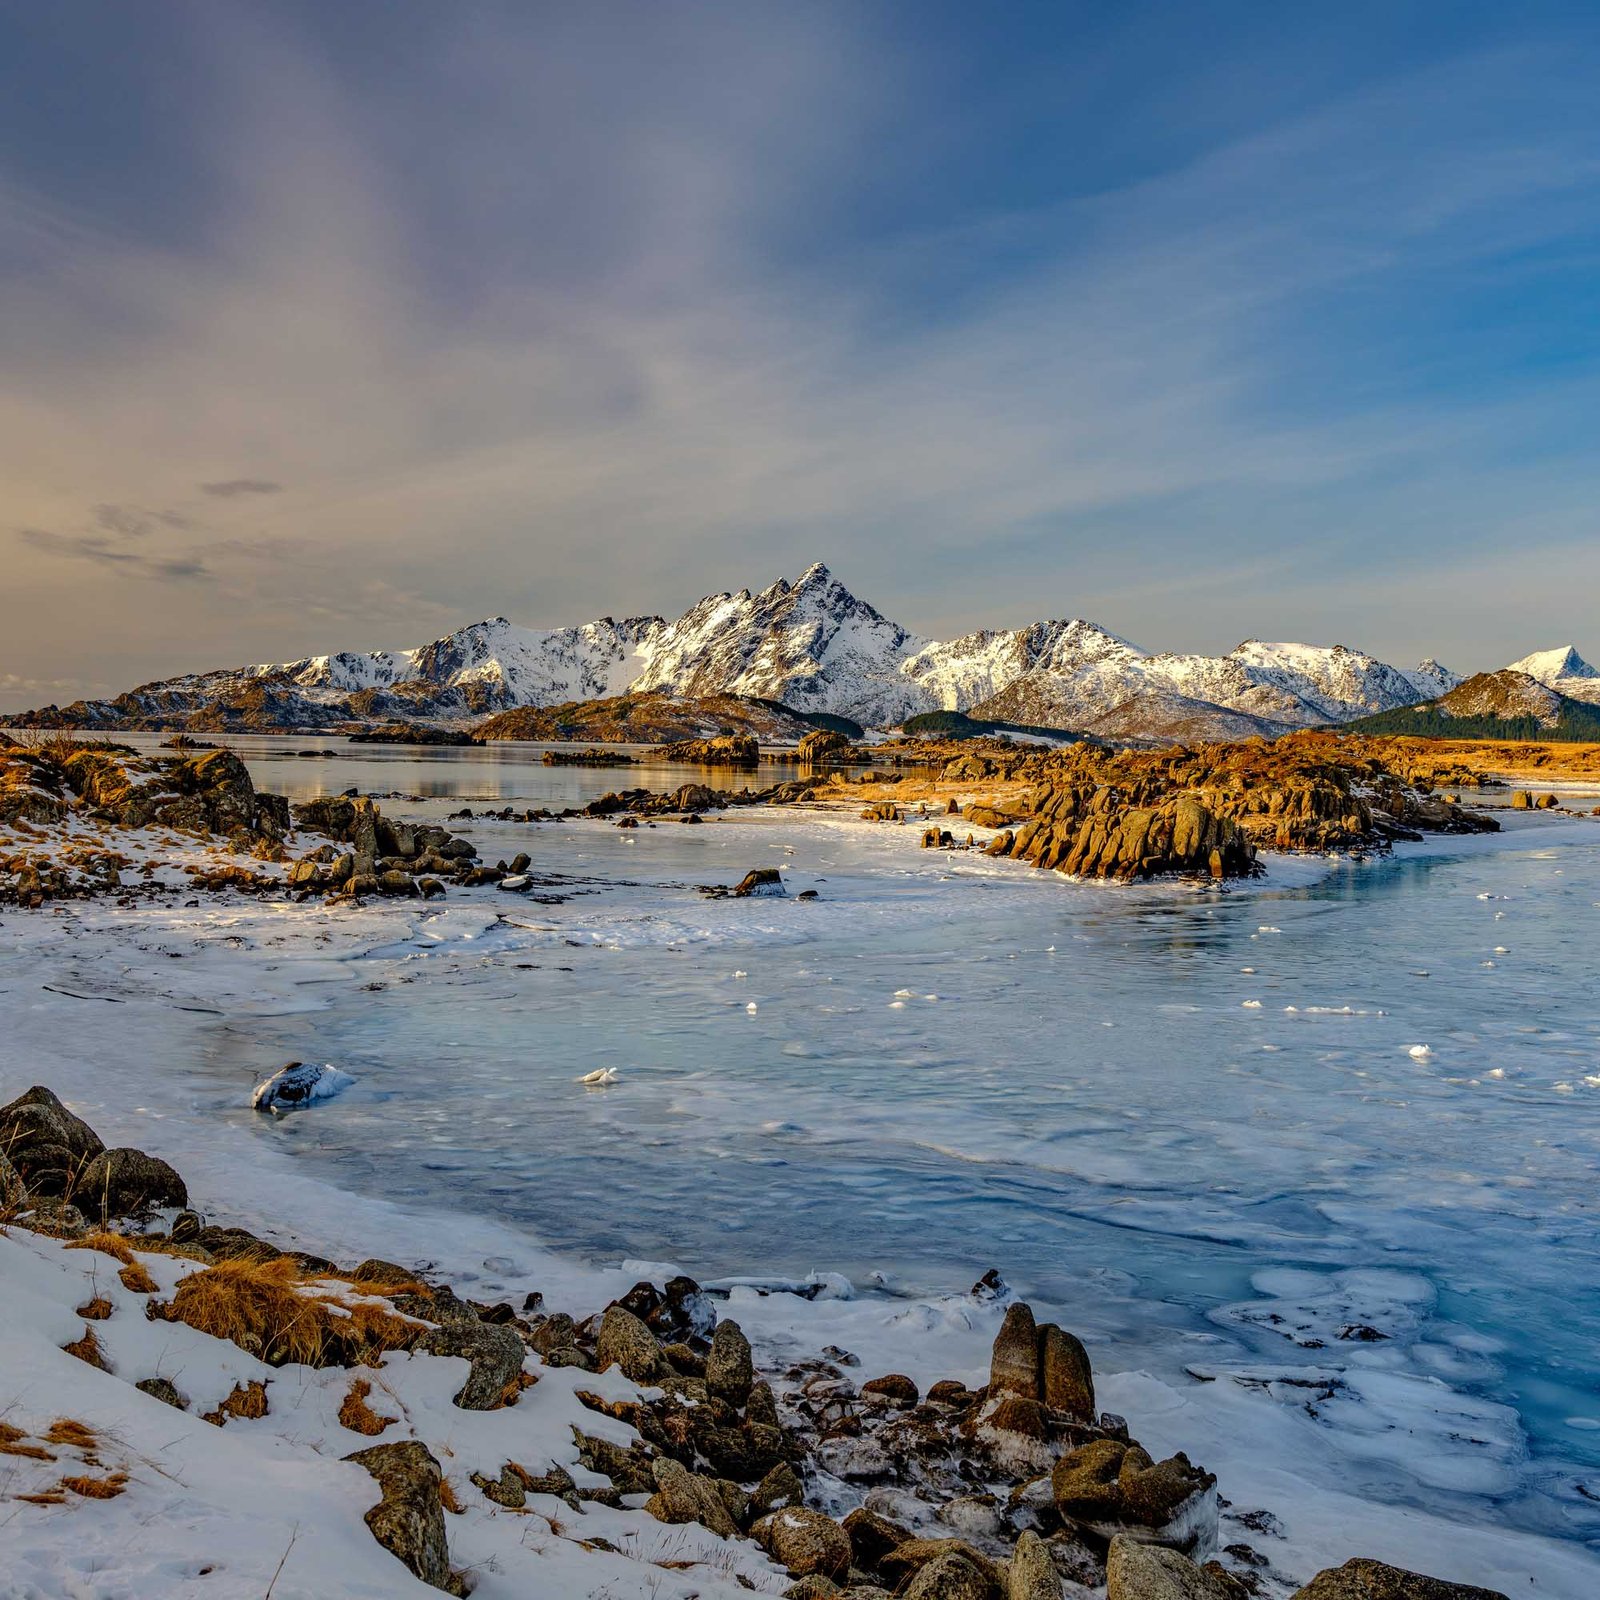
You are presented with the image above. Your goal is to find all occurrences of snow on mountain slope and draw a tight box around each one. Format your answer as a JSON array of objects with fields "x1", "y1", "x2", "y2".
[
  {"x1": 6, "y1": 561, "x2": 1492, "y2": 739},
  {"x1": 1505, "y1": 646, "x2": 1600, "y2": 705},
  {"x1": 259, "y1": 616, "x2": 667, "y2": 708},
  {"x1": 629, "y1": 562, "x2": 928, "y2": 724}
]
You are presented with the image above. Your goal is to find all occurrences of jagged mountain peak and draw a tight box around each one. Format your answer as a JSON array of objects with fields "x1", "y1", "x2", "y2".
[{"x1": 1507, "y1": 645, "x2": 1598, "y2": 682}]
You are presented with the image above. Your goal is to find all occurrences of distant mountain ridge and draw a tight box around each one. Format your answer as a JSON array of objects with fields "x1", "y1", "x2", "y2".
[
  {"x1": 1347, "y1": 669, "x2": 1600, "y2": 742},
  {"x1": 4, "y1": 560, "x2": 1589, "y2": 742}
]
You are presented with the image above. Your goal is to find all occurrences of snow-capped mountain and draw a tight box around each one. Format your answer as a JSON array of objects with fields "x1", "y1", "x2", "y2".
[
  {"x1": 255, "y1": 616, "x2": 666, "y2": 708},
  {"x1": 627, "y1": 565, "x2": 926, "y2": 726},
  {"x1": 1504, "y1": 646, "x2": 1600, "y2": 705},
  {"x1": 5, "y1": 560, "x2": 1517, "y2": 741}
]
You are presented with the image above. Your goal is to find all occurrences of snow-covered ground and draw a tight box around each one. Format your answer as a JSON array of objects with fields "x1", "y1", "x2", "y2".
[{"x1": 4, "y1": 802, "x2": 1600, "y2": 1595}]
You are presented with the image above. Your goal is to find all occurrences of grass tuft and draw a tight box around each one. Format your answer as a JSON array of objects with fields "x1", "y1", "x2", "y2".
[
  {"x1": 42, "y1": 1419, "x2": 97, "y2": 1450},
  {"x1": 337, "y1": 1377, "x2": 395, "y2": 1436},
  {"x1": 65, "y1": 1231, "x2": 136, "y2": 1265},
  {"x1": 59, "y1": 1471, "x2": 128, "y2": 1499},
  {"x1": 163, "y1": 1255, "x2": 421, "y2": 1368},
  {"x1": 75, "y1": 1295, "x2": 113, "y2": 1321},
  {"x1": 117, "y1": 1260, "x2": 158, "y2": 1295},
  {"x1": 202, "y1": 1380, "x2": 268, "y2": 1426},
  {"x1": 62, "y1": 1325, "x2": 110, "y2": 1371}
]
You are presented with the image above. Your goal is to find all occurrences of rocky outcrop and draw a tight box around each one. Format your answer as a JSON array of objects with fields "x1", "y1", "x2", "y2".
[
  {"x1": 288, "y1": 796, "x2": 479, "y2": 900},
  {"x1": 1289, "y1": 1559, "x2": 1508, "y2": 1600},
  {"x1": 976, "y1": 733, "x2": 1498, "y2": 882},
  {"x1": 660, "y1": 733, "x2": 761, "y2": 766},
  {"x1": 798, "y1": 728, "x2": 854, "y2": 763}
]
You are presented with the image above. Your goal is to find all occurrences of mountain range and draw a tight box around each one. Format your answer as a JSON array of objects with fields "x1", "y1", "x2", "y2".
[{"x1": 6, "y1": 561, "x2": 1597, "y2": 743}]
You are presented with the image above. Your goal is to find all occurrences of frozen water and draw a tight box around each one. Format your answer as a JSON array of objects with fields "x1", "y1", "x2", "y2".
[{"x1": 4, "y1": 736, "x2": 1600, "y2": 1579}]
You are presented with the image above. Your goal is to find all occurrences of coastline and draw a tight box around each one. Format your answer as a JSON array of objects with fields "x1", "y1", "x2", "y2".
[{"x1": 5, "y1": 811, "x2": 1600, "y2": 1594}]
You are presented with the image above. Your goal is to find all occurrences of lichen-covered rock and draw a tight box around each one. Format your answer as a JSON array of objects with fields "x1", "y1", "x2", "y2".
[
  {"x1": 72, "y1": 1146, "x2": 188, "y2": 1219},
  {"x1": 595, "y1": 1304, "x2": 665, "y2": 1382},
  {"x1": 1053, "y1": 1439, "x2": 1217, "y2": 1553},
  {"x1": 1289, "y1": 1559, "x2": 1509, "y2": 1600},
  {"x1": 1007, "y1": 1530, "x2": 1063, "y2": 1600},
  {"x1": 706, "y1": 1318, "x2": 754, "y2": 1406},
  {"x1": 752, "y1": 1461, "x2": 806, "y2": 1517},
  {"x1": 1107, "y1": 1535, "x2": 1245, "y2": 1599},
  {"x1": 1038, "y1": 1321, "x2": 1095, "y2": 1421},
  {"x1": 645, "y1": 1456, "x2": 738, "y2": 1538},
  {"x1": 345, "y1": 1440, "x2": 457, "y2": 1593},
  {"x1": 416, "y1": 1320, "x2": 527, "y2": 1410},
  {"x1": 899, "y1": 1545, "x2": 1004, "y2": 1599},
  {"x1": 989, "y1": 1302, "x2": 1040, "y2": 1398},
  {"x1": 753, "y1": 1507, "x2": 852, "y2": 1580}
]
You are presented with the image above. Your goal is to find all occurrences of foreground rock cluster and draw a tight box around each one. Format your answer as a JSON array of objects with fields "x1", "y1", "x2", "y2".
[
  {"x1": 287, "y1": 794, "x2": 485, "y2": 899},
  {"x1": 0, "y1": 739, "x2": 291, "y2": 905},
  {"x1": 1, "y1": 1081, "x2": 1514, "y2": 1600}
]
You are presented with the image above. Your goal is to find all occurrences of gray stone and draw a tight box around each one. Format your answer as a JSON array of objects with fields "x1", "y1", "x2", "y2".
[
  {"x1": 416, "y1": 1320, "x2": 527, "y2": 1410},
  {"x1": 645, "y1": 1456, "x2": 738, "y2": 1538},
  {"x1": 595, "y1": 1304, "x2": 665, "y2": 1382},
  {"x1": 135, "y1": 1376, "x2": 188, "y2": 1410},
  {"x1": 753, "y1": 1507, "x2": 852, "y2": 1581},
  {"x1": 0, "y1": 1085, "x2": 104, "y2": 1196},
  {"x1": 345, "y1": 1440, "x2": 456, "y2": 1593},
  {"x1": 73, "y1": 1147, "x2": 188, "y2": 1219},
  {"x1": 901, "y1": 1547, "x2": 1001, "y2": 1599},
  {"x1": 706, "y1": 1317, "x2": 754, "y2": 1406}
]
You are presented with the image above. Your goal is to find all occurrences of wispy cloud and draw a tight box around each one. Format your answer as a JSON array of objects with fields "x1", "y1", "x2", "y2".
[
  {"x1": 1, "y1": 5, "x2": 1599, "y2": 709},
  {"x1": 200, "y1": 478, "x2": 282, "y2": 498},
  {"x1": 18, "y1": 528, "x2": 212, "y2": 581}
]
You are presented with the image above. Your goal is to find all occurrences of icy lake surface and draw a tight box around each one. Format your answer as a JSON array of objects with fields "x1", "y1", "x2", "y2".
[{"x1": 7, "y1": 734, "x2": 1600, "y2": 1571}]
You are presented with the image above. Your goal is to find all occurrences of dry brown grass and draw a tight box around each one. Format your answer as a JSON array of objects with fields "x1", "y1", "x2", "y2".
[
  {"x1": 439, "y1": 1476, "x2": 464, "y2": 1514},
  {"x1": 59, "y1": 1471, "x2": 128, "y2": 1499},
  {"x1": 65, "y1": 1231, "x2": 136, "y2": 1265},
  {"x1": 0, "y1": 1422, "x2": 55, "y2": 1462},
  {"x1": 15, "y1": 1489, "x2": 67, "y2": 1505},
  {"x1": 117, "y1": 1260, "x2": 158, "y2": 1295},
  {"x1": 337, "y1": 1378, "x2": 395, "y2": 1437},
  {"x1": 62, "y1": 1326, "x2": 110, "y2": 1371},
  {"x1": 43, "y1": 1419, "x2": 98, "y2": 1450},
  {"x1": 75, "y1": 1295, "x2": 113, "y2": 1321},
  {"x1": 202, "y1": 1380, "x2": 268, "y2": 1426},
  {"x1": 163, "y1": 1255, "x2": 422, "y2": 1368}
]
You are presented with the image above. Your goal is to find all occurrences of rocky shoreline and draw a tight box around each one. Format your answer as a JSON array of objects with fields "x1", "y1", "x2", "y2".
[{"x1": 0, "y1": 1082, "x2": 1508, "y2": 1599}]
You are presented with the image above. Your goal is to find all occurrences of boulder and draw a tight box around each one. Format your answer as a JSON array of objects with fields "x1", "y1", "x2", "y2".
[
  {"x1": 706, "y1": 1318, "x2": 755, "y2": 1406},
  {"x1": 899, "y1": 1546, "x2": 1003, "y2": 1599},
  {"x1": 733, "y1": 868, "x2": 787, "y2": 898},
  {"x1": 1053, "y1": 1440, "x2": 1217, "y2": 1554},
  {"x1": 0, "y1": 1085, "x2": 105, "y2": 1195},
  {"x1": 1289, "y1": 1559, "x2": 1509, "y2": 1600},
  {"x1": 416, "y1": 1321, "x2": 527, "y2": 1410},
  {"x1": 1038, "y1": 1321, "x2": 1095, "y2": 1421},
  {"x1": 989, "y1": 1301, "x2": 1040, "y2": 1398},
  {"x1": 753, "y1": 1507, "x2": 852, "y2": 1581},
  {"x1": 1107, "y1": 1536, "x2": 1244, "y2": 1599},
  {"x1": 1007, "y1": 1530, "x2": 1063, "y2": 1600},
  {"x1": 646, "y1": 1456, "x2": 738, "y2": 1538},
  {"x1": 345, "y1": 1440, "x2": 457, "y2": 1593},
  {"x1": 595, "y1": 1304, "x2": 665, "y2": 1382},
  {"x1": 861, "y1": 1372, "x2": 919, "y2": 1408},
  {"x1": 73, "y1": 1146, "x2": 188, "y2": 1219}
]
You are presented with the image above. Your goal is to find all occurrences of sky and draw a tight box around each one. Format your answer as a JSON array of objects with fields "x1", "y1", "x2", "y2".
[{"x1": 4, "y1": 0, "x2": 1600, "y2": 709}]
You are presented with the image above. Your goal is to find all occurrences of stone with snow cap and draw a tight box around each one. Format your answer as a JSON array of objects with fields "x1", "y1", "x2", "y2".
[{"x1": 250, "y1": 1061, "x2": 355, "y2": 1113}]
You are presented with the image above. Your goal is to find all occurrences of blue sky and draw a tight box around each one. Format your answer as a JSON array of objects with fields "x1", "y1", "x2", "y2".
[{"x1": 3, "y1": 1, "x2": 1600, "y2": 704}]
